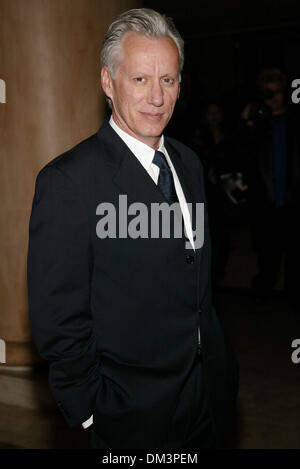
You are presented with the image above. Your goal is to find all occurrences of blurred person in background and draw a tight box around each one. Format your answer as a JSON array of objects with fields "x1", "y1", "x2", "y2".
[
  {"x1": 240, "y1": 69, "x2": 300, "y2": 308},
  {"x1": 193, "y1": 103, "x2": 248, "y2": 287}
]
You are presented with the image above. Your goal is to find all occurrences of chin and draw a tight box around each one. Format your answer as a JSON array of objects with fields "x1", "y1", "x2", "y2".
[{"x1": 140, "y1": 121, "x2": 167, "y2": 136}]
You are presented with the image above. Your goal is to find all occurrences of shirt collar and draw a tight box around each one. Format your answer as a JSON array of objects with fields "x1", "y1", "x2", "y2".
[{"x1": 109, "y1": 115, "x2": 165, "y2": 171}]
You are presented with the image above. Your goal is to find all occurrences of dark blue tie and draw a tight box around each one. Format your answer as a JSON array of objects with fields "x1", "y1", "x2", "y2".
[{"x1": 152, "y1": 150, "x2": 179, "y2": 204}]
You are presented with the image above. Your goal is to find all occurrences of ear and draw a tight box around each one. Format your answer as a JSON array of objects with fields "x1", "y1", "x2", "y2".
[
  {"x1": 101, "y1": 66, "x2": 113, "y2": 102},
  {"x1": 177, "y1": 82, "x2": 181, "y2": 100}
]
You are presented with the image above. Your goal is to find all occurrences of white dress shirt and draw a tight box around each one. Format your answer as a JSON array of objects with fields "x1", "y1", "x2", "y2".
[{"x1": 82, "y1": 116, "x2": 196, "y2": 429}]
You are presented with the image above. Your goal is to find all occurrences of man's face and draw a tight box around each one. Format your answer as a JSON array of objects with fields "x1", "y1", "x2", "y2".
[
  {"x1": 206, "y1": 105, "x2": 222, "y2": 127},
  {"x1": 101, "y1": 31, "x2": 181, "y2": 149},
  {"x1": 263, "y1": 82, "x2": 285, "y2": 115}
]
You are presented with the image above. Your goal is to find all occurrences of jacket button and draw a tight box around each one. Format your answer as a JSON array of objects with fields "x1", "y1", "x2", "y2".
[{"x1": 186, "y1": 255, "x2": 195, "y2": 264}]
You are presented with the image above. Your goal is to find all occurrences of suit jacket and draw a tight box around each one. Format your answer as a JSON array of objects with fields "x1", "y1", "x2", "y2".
[{"x1": 27, "y1": 117, "x2": 239, "y2": 449}]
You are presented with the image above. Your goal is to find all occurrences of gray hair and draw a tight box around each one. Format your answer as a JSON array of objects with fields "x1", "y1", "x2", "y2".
[{"x1": 101, "y1": 8, "x2": 184, "y2": 82}]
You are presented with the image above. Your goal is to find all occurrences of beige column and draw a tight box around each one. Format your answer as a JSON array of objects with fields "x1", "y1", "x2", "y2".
[{"x1": 0, "y1": 0, "x2": 138, "y2": 366}]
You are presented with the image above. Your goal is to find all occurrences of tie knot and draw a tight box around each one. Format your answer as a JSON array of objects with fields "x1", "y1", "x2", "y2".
[{"x1": 152, "y1": 150, "x2": 170, "y2": 171}]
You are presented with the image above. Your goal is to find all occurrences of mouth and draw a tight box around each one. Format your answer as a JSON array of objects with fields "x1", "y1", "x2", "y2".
[{"x1": 139, "y1": 112, "x2": 164, "y2": 121}]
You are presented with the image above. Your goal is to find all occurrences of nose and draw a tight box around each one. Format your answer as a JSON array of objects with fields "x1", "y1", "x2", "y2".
[{"x1": 147, "y1": 79, "x2": 164, "y2": 107}]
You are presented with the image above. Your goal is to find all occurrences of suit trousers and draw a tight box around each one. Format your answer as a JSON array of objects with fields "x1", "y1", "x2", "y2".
[
  {"x1": 180, "y1": 357, "x2": 216, "y2": 450},
  {"x1": 89, "y1": 355, "x2": 216, "y2": 450}
]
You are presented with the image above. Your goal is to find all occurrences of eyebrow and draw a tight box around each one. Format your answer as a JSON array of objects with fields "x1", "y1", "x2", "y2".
[
  {"x1": 161, "y1": 74, "x2": 177, "y2": 78},
  {"x1": 130, "y1": 73, "x2": 178, "y2": 78}
]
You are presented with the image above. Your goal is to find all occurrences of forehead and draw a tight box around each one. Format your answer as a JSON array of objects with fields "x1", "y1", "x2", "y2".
[{"x1": 119, "y1": 31, "x2": 179, "y2": 70}]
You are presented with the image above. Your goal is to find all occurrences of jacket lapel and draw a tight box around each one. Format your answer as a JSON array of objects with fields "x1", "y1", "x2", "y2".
[{"x1": 97, "y1": 119, "x2": 167, "y2": 206}]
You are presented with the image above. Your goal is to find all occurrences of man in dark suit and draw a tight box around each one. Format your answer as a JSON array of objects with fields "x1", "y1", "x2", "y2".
[{"x1": 27, "y1": 8, "x2": 238, "y2": 449}]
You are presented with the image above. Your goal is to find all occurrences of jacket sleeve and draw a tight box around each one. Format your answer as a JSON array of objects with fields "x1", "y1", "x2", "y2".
[{"x1": 27, "y1": 163, "x2": 102, "y2": 427}]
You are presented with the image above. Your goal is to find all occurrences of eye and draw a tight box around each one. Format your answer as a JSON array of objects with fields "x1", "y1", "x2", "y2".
[
  {"x1": 162, "y1": 77, "x2": 175, "y2": 85},
  {"x1": 134, "y1": 77, "x2": 146, "y2": 83}
]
